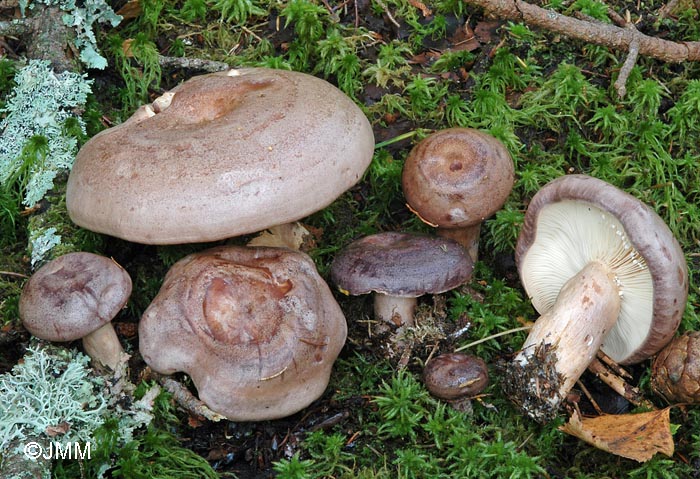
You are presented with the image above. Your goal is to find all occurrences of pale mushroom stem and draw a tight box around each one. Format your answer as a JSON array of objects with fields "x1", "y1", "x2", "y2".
[
  {"x1": 82, "y1": 323, "x2": 124, "y2": 371},
  {"x1": 506, "y1": 261, "x2": 622, "y2": 422},
  {"x1": 437, "y1": 225, "x2": 481, "y2": 263},
  {"x1": 373, "y1": 293, "x2": 417, "y2": 328}
]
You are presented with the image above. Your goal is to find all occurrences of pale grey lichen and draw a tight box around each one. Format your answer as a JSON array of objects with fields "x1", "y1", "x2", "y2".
[
  {"x1": 0, "y1": 344, "x2": 107, "y2": 453},
  {"x1": 19, "y1": 0, "x2": 122, "y2": 70},
  {"x1": 0, "y1": 343, "x2": 160, "y2": 475},
  {"x1": 28, "y1": 227, "x2": 62, "y2": 267},
  {"x1": 0, "y1": 59, "x2": 92, "y2": 207}
]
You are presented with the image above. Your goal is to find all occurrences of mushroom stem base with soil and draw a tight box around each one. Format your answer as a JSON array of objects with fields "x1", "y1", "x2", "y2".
[
  {"x1": 82, "y1": 323, "x2": 124, "y2": 371},
  {"x1": 374, "y1": 293, "x2": 417, "y2": 328},
  {"x1": 503, "y1": 261, "x2": 621, "y2": 423}
]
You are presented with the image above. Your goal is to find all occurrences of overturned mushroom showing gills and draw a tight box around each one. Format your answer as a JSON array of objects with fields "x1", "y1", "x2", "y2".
[
  {"x1": 20, "y1": 252, "x2": 132, "y2": 370},
  {"x1": 138, "y1": 245, "x2": 347, "y2": 421},
  {"x1": 401, "y1": 128, "x2": 514, "y2": 262},
  {"x1": 66, "y1": 68, "x2": 374, "y2": 244},
  {"x1": 504, "y1": 174, "x2": 687, "y2": 422},
  {"x1": 330, "y1": 232, "x2": 473, "y2": 329}
]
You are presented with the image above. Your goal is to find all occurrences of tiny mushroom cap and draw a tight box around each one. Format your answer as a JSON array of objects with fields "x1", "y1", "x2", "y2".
[
  {"x1": 66, "y1": 68, "x2": 375, "y2": 245},
  {"x1": 504, "y1": 174, "x2": 688, "y2": 422},
  {"x1": 138, "y1": 245, "x2": 347, "y2": 422},
  {"x1": 423, "y1": 353, "x2": 489, "y2": 401},
  {"x1": 330, "y1": 232, "x2": 473, "y2": 329},
  {"x1": 651, "y1": 331, "x2": 700, "y2": 404},
  {"x1": 20, "y1": 252, "x2": 132, "y2": 370},
  {"x1": 401, "y1": 128, "x2": 514, "y2": 261}
]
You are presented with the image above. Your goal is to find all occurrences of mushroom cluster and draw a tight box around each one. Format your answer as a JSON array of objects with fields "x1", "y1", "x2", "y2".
[{"x1": 504, "y1": 174, "x2": 688, "y2": 422}]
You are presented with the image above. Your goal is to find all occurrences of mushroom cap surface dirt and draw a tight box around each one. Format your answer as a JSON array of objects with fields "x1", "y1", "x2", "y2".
[
  {"x1": 330, "y1": 232, "x2": 473, "y2": 298},
  {"x1": 20, "y1": 252, "x2": 132, "y2": 341},
  {"x1": 516, "y1": 174, "x2": 687, "y2": 365},
  {"x1": 401, "y1": 128, "x2": 514, "y2": 228},
  {"x1": 138, "y1": 245, "x2": 347, "y2": 421},
  {"x1": 66, "y1": 68, "x2": 375, "y2": 244}
]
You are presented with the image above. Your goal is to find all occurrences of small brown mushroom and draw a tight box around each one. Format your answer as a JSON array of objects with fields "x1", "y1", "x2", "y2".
[
  {"x1": 652, "y1": 331, "x2": 700, "y2": 403},
  {"x1": 66, "y1": 68, "x2": 374, "y2": 244},
  {"x1": 423, "y1": 353, "x2": 489, "y2": 401},
  {"x1": 138, "y1": 245, "x2": 347, "y2": 421},
  {"x1": 504, "y1": 175, "x2": 688, "y2": 422},
  {"x1": 330, "y1": 232, "x2": 473, "y2": 329},
  {"x1": 401, "y1": 128, "x2": 514, "y2": 261},
  {"x1": 19, "y1": 252, "x2": 132, "y2": 370}
]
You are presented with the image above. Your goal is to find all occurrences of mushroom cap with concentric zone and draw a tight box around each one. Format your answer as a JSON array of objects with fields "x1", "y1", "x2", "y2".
[
  {"x1": 20, "y1": 252, "x2": 132, "y2": 341},
  {"x1": 401, "y1": 128, "x2": 514, "y2": 228},
  {"x1": 66, "y1": 68, "x2": 375, "y2": 244},
  {"x1": 516, "y1": 174, "x2": 688, "y2": 365},
  {"x1": 330, "y1": 232, "x2": 473, "y2": 297},
  {"x1": 138, "y1": 245, "x2": 347, "y2": 421}
]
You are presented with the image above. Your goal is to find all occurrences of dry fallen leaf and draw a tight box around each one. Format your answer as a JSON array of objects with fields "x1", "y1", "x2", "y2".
[
  {"x1": 246, "y1": 222, "x2": 315, "y2": 251},
  {"x1": 560, "y1": 408, "x2": 674, "y2": 462},
  {"x1": 46, "y1": 422, "x2": 71, "y2": 437}
]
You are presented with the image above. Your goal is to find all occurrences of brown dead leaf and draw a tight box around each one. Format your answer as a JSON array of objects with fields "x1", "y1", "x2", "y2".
[
  {"x1": 116, "y1": 0, "x2": 142, "y2": 19},
  {"x1": 559, "y1": 409, "x2": 674, "y2": 462},
  {"x1": 408, "y1": 0, "x2": 432, "y2": 17},
  {"x1": 473, "y1": 20, "x2": 501, "y2": 44},
  {"x1": 246, "y1": 222, "x2": 315, "y2": 251},
  {"x1": 122, "y1": 38, "x2": 135, "y2": 58},
  {"x1": 448, "y1": 22, "x2": 480, "y2": 52},
  {"x1": 46, "y1": 422, "x2": 71, "y2": 437}
]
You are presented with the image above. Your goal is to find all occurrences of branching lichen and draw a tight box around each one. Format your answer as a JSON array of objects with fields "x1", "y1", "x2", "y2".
[
  {"x1": 0, "y1": 59, "x2": 92, "y2": 207},
  {"x1": 0, "y1": 343, "x2": 107, "y2": 453},
  {"x1": 19, "y1": 0, "x2": 121, "y2": 70},
  {"x1": 28, "y1": 227, "x2": 62, "y2": 267}
]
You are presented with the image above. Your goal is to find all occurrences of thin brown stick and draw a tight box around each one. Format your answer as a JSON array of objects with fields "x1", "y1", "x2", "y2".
[
  {"x1": 465, "y1": 0, "x2": 700, "y2": 62},
  {"x1": 151, "y1": 371, "x2": 225, "y2": 422},
  {"x1": 596, "y1": 349, "x2": 633, "y2": 380},
  {"x1": 576, "y1": 378, "x2": 603, "y2": 415},
  {"x1": 614, "y1": 31, "x2": 640, "y2": 98},
  {"x1": 587, "y1": 357, "x2": 655, "y2": 410},
  {"x1": 0, "y1": 271, "x2": 29, "y2": 279}
]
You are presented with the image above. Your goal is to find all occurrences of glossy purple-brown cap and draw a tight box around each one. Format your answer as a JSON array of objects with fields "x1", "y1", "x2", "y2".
[{"x1": 330, "y1": 232, "x2": 473, "y2": 297}]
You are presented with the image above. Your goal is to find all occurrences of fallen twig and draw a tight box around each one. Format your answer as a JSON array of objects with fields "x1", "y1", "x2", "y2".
[
  {"x1": 465, "y1": 0, "x2": 700, "y2": 62},
  {"x1": 158, "y1": 55, "x2": 230, "y2": 73},
  {"x1": 150, "y1": 371, "x2": 225, "y2": 422},
  {"x1": 587, "y1": 357, "x2": 655, "y2": 410}
]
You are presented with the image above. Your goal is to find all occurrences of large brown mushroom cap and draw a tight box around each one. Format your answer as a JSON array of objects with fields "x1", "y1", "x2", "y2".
[
  {"x1": 138, "y1": 245, "x2": 347, "y2": 421},
  {"x1": 66, "y1": 68, "x2": 375, "y2": 244},
  {"x1": 401, "y1": 128, "x2": 514, "y2": 229},
  {"x1": 517, "y1": 174, "x2": 687, "y2": 365},
  {"x1": 20, "y1": 252, "x2": 132, "y2": 342}
]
